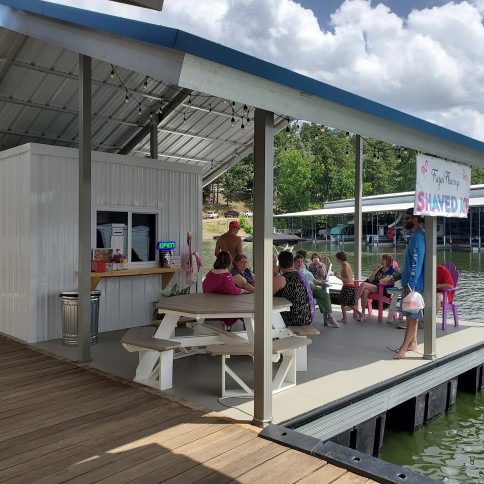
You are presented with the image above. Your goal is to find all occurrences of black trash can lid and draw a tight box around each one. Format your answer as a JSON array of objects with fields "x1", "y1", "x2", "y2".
[{"x1": 60, "y1": 290, "x2": 101, "y2": 297}]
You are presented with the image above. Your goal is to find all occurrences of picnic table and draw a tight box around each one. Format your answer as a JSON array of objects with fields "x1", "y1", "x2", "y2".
[{"x1": 122, "y1": 293, "x2": 296, "y2": 392}]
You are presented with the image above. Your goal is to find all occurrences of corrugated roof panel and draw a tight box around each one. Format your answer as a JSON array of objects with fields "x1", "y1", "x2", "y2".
[{"x1": 0, "y1": 24, "x2": 281, "y2": 179}]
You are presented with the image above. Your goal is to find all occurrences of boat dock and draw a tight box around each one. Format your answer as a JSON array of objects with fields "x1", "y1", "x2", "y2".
[
  {"x1": 33, "y1": 309, "x2": 484, "y2": 468},
  {"x1": 1, "y1": 334, "x2": 378, "y2": 483}
]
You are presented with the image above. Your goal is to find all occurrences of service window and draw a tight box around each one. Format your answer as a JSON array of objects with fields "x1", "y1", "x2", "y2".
[
  {"x1": 95, "y1": 209, "x2": 158, "y2": 264},
  {"x1": 131, "y1": 213, "x2": 157, "y2": 262}
]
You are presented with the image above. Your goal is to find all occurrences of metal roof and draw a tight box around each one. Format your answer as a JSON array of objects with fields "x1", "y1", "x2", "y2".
[
  {"x1": 0, "y1": 0, "x2": 483, "y2": 185},
  {"x1": 274, "y1": 203, "x2": 414, "y2": 218},
  {"x1": 0, "y1": 27, "x2": 286, "y2": 183},
  {"x1": 276, "y1": 185, "x2": 484, "y2": 218}
]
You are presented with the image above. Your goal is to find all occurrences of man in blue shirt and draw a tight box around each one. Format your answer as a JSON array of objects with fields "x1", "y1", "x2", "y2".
[{"x1": 395, "y1": 207, "x2": 426, "y2": 359}]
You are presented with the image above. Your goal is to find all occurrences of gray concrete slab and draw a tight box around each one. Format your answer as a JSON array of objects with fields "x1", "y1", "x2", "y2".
[{"x1": 35, "y1": 308, "x2": 484, "y2": 424}]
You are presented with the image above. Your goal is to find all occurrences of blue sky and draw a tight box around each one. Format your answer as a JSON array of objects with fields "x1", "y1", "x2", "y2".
[
  {"x1": 299, "y1": 0, "x2": 453, "y2": 27},
  {"x1": 48, "y1": 0, "x2": 484, "y2": 140}
]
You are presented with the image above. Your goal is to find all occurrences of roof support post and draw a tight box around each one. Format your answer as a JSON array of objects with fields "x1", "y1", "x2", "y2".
[
  {"x1": 150, "y1": 117, "x2": 158, "y2": 159},
  {"x1": 354, "y1": 135, "x2": 363, "y2": 280},
  {"x1": 423, "y1": 216, "x2": 437, "y2": 360},
  {"x1": 252, "y1": 108, "x2": 274, "y2": 427},
  {"x1": 78, "y1": 54, "x2": 92, "y2": 362}
]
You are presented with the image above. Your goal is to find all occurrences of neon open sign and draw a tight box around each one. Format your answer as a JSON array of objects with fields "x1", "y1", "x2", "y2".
[{"x1": 156, "y1": 241, "x2": 176, "y2": 251}]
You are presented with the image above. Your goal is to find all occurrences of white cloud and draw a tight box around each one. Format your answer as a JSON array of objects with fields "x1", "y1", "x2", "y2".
[
  {"x1": 424, "y1": 107, "x2": 484, "y2": 141},
  {"x1": 46, "y1": 0, "x2": 484, "y2": 140},
  {"x1": 470, "y1": 0, "x2": 484, "y2": 13}
]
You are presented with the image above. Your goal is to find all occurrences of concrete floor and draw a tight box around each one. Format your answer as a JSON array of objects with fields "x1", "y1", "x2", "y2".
[{"x1": 35, "y1": 308, "x2": 484, "y2": 424}]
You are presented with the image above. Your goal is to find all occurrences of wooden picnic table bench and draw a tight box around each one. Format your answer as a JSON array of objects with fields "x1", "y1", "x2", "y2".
[
  {"x1": 121, "y1": 326, "x2": 181, "y2": 389},
  {"x1": 287, "y1": 325, "x2": 320, "y2": 336},
  {"x1": 207, "y1": 336, "x2": 311, "y2": 398},
  {"x1": 122, "y1": 293, "x2": 293, "y2": 391}
]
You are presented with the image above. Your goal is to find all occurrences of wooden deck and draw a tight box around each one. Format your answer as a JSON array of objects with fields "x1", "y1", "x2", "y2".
[{"x1": 0, "y1": 335, "x2": 375, "y2": 483}]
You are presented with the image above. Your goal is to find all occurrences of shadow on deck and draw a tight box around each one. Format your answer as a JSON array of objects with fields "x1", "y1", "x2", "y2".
[{"x1": 0, "y1": 335, "x2": 373, "y2": 483}]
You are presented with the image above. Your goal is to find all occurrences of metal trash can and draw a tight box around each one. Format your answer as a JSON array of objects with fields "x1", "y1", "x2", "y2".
[{"x1": 59, "y1": 290, "x2": 101, "y2": 346}]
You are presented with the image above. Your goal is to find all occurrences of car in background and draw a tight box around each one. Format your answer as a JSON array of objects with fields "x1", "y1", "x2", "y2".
[
  {"x1": 241, "y1": 210, "x2": 253, "y2": 217},
  {"x1": 224, "y1": 209, "x2": 239, "y2": 218},
  {"x1": 206, "y1": 210, "x2": 219, "y2": 219}
]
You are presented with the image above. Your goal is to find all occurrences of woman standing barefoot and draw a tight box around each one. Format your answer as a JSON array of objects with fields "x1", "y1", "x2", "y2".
[{"x1": 335, "y1": 251, "x2": 358, "y2": 323}]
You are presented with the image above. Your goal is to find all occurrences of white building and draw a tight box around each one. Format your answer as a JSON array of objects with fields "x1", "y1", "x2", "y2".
[{"x1": 0, "y1": 143, "x2": 201, "y2": 342}]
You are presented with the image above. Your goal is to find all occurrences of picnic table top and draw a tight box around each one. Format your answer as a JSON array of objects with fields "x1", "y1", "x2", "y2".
[{"x1": 155, "y1": 293, "x2": 291, "y2": 315}]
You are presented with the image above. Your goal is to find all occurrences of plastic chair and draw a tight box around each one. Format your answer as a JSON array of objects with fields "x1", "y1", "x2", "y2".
[
  {"x1": 439, "y1": 261, "x2": 459, "y2": 330},
  {"x1": 366, "y1": 284, "x2": 392, "y2": 322}
]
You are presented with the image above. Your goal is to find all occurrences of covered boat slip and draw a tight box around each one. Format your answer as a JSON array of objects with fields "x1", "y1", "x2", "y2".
[
  {"x1": 0, "y1": 0, "x2": 484, "y2": 428},
  {"x1": 36, "y1": 310, "x2": 484, "y2": 428}
]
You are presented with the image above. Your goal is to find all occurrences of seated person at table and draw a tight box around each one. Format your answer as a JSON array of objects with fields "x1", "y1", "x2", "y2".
[
  {"x1": 203, "y1": 251, "x2": 248, "y2": 329},
  {"x1": 355, "y1": 253, "x2": 396, "y2": 321},
  {"x1": 274, "y1": 251, "x2": 314, "y2": 327},
  {"x1": 203, "y1": 251, "x2": 247, "y2": 295},
  {"x1": 231, "y1": 253, "x2": 255, "y2": 293},
  {"x1": 273, "y1": 255, "x2": 286, "y2": 293},
  {"x1": 294, "y1": 254, "x2": 338, "y2": 327},
  {"x1": 295, "y1": 249, "x2": 310, "y2": 269},
  {"x1": 308, "y1": 252, "x2": 327, "y2": 282}
]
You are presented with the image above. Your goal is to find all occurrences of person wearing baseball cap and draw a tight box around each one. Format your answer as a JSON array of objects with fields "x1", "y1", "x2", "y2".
[
  {"x1": 214, "y1": 219, "x2": 242, "y2": 262},
  {"x1": 394, "y1": 207, "x2": 425, "y2": 359}
]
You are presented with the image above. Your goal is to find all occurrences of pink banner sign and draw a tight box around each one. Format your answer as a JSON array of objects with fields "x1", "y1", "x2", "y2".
[{"x1": 415, "y1": 154, "x2": 470, "y2": 218}]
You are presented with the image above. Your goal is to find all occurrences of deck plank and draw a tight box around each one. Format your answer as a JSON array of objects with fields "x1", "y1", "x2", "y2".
[
  {"x1": 92, "y1": 425, "x2": 256, "y2": 484},
  {"x1": 235, "y1": 448, "x2": 327, "y2": 483},
  {"x1": 0, "y1": 387, "x2": 143, "y2": 442},
  {"x1": 163, "y1": 437, "x2": 286, "y2": 484},
  {"x1": 0, "y1": 399, "x2": 188, "y2": 468},
  {"x1": 332, "y1": 471, "x2": 369, "y2": 483},
  {"x1": 0, "y1": 335, "x2": 374, "y2": 484},
  {"x1": 297, "y1": 463, "x2": 348, "y2": 483}
]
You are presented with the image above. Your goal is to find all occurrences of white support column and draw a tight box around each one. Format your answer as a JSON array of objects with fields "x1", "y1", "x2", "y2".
[
  {"x1": 78, "y1": 54, "x2": 92, "y2": 362},
  {"x1": 479, "y1": 208, "x2": 482, "y2": 251},
  {"x1": 423, "y1": 216, "x2": 437, "y2": 360},
  {"x1": 354, "y1": 135, "x2": 363, "y2": 280},
  {"x1": 253, "y1": 109, "x2": 274, "y2": 427}
]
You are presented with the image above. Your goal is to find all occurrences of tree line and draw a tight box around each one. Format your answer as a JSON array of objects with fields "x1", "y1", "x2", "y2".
[{"x1": 204, "y1": 123, "x2": 484, "y2": 216}]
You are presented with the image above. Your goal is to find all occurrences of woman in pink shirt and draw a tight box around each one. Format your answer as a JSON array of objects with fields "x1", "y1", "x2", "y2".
[
  {"x1": 203, "y1": 251, "x2": 244, "y2": 295},
  {"x1": 203, "y1": 251, "x2": 246, "y2": 328}
]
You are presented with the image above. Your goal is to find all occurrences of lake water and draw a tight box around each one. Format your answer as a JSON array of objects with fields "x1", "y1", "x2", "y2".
[
  {"x1": 381, "y1": 392, "x2": 484, "y2": 483},
  {"x1": 202, "y1": 239, "x2": 484, "y2": 481}
]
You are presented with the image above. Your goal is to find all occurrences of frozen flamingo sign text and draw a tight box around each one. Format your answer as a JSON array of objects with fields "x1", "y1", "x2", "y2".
[{"x1": 415, "y1": 154, "x2": 470, "y2": 218}]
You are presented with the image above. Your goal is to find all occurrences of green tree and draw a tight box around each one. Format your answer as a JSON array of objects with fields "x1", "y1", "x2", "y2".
[
  {"x1": 299, "y1": 124, "x2": 355, "y2": 203},
  {"x1": 392, "y1": 149, "x2": 417, "y2": 192},
  {"x1": 219, "y1": 155, "x2": 253, "y2": 204},
  {"x1": 471, "y1": 167, "x2": 484, "y2": 185},
  {"x1": 213, "y1": 122, "x2": 422, "y2": 215},
  {"x1": 363, "y1": 140, "x2": 402, "y2": 195},
  {"x1": 274, "y1": 148, "x2": 312, "y2": 213}
]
